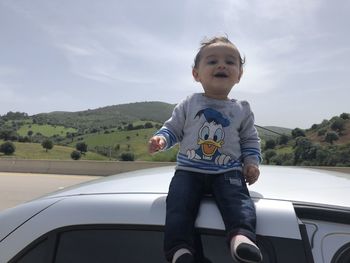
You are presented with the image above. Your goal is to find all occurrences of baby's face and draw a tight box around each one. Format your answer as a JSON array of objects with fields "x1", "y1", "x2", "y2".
[{"x1": 192, "y1": 43, "x2": 243, "y2": 100}]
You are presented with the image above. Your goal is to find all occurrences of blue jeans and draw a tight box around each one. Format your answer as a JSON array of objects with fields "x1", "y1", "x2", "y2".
[{"x1": 164, "y1": 169, "x2": 257, "y2": 261}]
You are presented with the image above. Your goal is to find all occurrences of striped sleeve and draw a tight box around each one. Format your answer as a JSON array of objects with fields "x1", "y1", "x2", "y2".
[{"x1": 239, "y1": 101, "x2": 262, "y2": 166}]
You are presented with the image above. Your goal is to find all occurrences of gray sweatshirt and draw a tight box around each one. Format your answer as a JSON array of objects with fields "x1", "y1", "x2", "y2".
[{"x1": 155, "y1": 93, "x2": 261, "y2": 174}]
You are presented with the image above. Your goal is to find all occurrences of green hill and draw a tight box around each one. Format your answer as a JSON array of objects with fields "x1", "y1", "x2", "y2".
[
  {"x1": 263, "y1": 113, "x2": 350, "y2": 166},
  {"x1": 2, "y1": 102, "x2": 348, "y2": 166},
  {"x1": 32, "y1": 101, "x2": 175, "y2": 131},
  {"x1": 30, "y1": 101, "x2": 287, "y2": 142}
]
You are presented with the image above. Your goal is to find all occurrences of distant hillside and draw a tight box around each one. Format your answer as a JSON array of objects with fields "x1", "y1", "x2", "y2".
[
  {"x1": 256, "y1": 126, "x2": 291, "y2": 141},
  {"x1": 263, "y1": 113, "x2": 350, "y2": 167},
  {"x1": 30, "y1": 102, "x2": 289, "y2": 141},
  {"x1": 306, "y1": 115, "x2": 350, "y2": 145},
  {"x1": 32, "y1": 102, "x2": 175, "y2": 130},
  {"x1": 1, "y1": 105, "x2": 348, "y2": 165}
]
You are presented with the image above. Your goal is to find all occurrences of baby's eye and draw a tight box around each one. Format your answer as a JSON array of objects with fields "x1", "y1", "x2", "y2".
[
  {"x1": 226, "y1": 60, "x2": 236, "y2": 65},
  {"x1": 207, "y1": 60, "x2": 217, "y2": 65}
]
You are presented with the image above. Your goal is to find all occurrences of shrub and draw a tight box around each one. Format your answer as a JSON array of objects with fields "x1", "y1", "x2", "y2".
[
  {"x1": 325, "y1": 132, "x2": 339, "y2": 144},
  {"x1": 76, "y1": 142, "x2": 88, "y2": 154},
  {"x1": 340, "y1": 113, "x2": 350, "y2": 120},
  {"x1": 0, "y1": 141, "x2": 16, "y2": 155},
  {"x1": 291, "y1": 128, "x2": 306, "y2": 138},
  {"x1": 71, "y1": 150, "x2": 81, "y2": 160},
  {"x1": 144, "y1": 122, "x2": 154, "y2": 128},
  {"x1": 271, "y1": 153, "x2": 294, "y2": 166},
  {"x1": 278, "y1": 134, "x2": 289, "y2": 145},
  {"x1": 41, "y1": 139, "x2": 54, "y2": 152},
  {"x1": 263, "y1": 149, "x2": 277, "y2": 164},
  {"x1": 120, "y1": 152, "x2": 135, "y2": 161},
  {"x1": 264, "y1": 139, "x2": 276, "y2": 150},
  {"x1": 330, "y1": 117, "x2": 346, "y2": 134},
  {"x1": 317, "y1": 128, "x2": 327, "y2": 136}
]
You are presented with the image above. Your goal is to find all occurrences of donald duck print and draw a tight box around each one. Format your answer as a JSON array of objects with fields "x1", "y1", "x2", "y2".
[{"x1": 187, "y1": 108, "x2": 232, "y2": 165}]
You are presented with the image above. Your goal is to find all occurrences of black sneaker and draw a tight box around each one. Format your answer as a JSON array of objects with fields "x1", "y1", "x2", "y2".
[
  {"x1": 175, "y1": 253, "x2": 195, "y2": 263},
  {"x1": 234, "y1": 243, "x2": 263, "y2": 263}
]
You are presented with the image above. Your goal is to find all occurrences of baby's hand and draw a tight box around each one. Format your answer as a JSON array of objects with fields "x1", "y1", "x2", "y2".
[
  {"x1": 243, "y1": 164, "x2": 260, "y2": 185},
  {"x1": 148, "y1": 136, "x2": 166, "y2": 154}
]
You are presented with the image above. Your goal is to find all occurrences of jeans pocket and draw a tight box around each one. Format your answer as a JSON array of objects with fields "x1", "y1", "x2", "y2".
[{"x1": 223, "y1": 171, "x2": 243, "y2": 187}]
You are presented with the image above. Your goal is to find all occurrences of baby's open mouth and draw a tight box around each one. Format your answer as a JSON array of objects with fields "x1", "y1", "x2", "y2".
[{"x1": 214, "y1": 72, "x2": 228, "y2": 78}]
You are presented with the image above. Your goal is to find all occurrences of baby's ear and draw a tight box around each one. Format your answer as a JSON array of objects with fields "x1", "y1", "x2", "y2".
[
  {"x1": 192, "y1": 68, "x2": 200, "y2": 81},
  {"x1": 238, "y1": 68, "x2": 243, "y2": 82}
]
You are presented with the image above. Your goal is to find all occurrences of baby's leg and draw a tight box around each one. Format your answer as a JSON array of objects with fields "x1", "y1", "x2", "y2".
[
  {"x1": 211, "y1": 170, "x2": 262, "y2": 262},
  {"x1": 230, "y1": 234, "x2": 262, "y2": 263},
  {"x1": 164, "y1": 170, "x2": 204, "y2": 262},
  {"x1": 172, "y1": 248, "x2": 194, "y2": 263}
]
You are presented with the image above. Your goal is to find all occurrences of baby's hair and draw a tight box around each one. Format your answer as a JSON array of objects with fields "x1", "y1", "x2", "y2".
[{"x1": 193, "y1": 36, "x2": 245, "y2": 69}]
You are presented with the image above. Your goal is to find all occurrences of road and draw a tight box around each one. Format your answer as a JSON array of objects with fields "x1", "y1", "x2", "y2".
[{"x1": 0, "y1": 172, "x2": 101, "y2": 211}]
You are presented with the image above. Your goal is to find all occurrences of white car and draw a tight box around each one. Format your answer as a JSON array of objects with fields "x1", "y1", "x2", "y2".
[{"x1": 0, "y1": 165, "x2": 349, "y2": 263}]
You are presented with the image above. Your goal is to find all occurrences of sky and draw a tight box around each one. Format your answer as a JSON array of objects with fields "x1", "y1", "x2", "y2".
[{"x1": 1, "y1": 0, "x2": 349, "y2": 129}]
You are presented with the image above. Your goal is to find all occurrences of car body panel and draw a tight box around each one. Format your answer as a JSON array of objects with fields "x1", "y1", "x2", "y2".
[
  {"x1": 0, "y1": 199, "x2": 59, "y2": 241},
  {"x1": 304, "y1": 220, "x2": 350, "y2": 263},
  {"x1": 0, "y1": 165, "x2": 349, "y2": 262},
  {"x1": 0, "y1": 194, "x2": 302, "y2": 261}
]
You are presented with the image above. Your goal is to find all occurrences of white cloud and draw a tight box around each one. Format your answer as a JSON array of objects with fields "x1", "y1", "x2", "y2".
[
  {"x1": 1, "y1": 0, "x2": 349, "y2": 128},
  {"x1": 59, "y1": 44, "x2": 95, "y2": 56}
]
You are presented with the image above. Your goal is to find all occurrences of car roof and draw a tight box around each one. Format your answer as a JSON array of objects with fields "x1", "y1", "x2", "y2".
[
  {"x1": 43, "y1": 165, "x2": 350, "y2": 208},
  {"x1": 1, "y1": 165, "x2": 349, "y2": 258}
]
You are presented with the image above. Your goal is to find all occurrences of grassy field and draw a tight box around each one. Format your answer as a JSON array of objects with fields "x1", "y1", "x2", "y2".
[
  {"x1": 0, "y1": 141, "x2": 108, "y2": 160},
  {"x1": 17, "y1": 124, "x2": 77, "y2": 137},
  {"x1": 70, "y1": 128, "x2": 178, "y2": 161}
]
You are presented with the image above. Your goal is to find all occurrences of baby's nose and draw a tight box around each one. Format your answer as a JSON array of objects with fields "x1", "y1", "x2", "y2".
[{"x1": 217, "y1": 63, "x2": 226, "y2": 69}]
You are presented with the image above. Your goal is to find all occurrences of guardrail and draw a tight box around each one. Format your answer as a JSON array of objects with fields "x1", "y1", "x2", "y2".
[{"x1": 0, "y1": 159, "x2": 174, "y2": 176}]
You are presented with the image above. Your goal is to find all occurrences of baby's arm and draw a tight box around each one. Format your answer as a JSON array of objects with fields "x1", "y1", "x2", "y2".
[
  {"x1": 243, "y1": 164, "x2": 260, "y2": 185},
  {"x1": 148, "y1": 135, "x2": 166, "y2": 154}
]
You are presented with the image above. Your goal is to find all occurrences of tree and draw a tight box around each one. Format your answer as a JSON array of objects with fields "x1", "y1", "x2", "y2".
[
  {"x1": 27, "y1": 130, "x2": 33, "y2": 142},
  {"x1": 144, "y1": 122, "x2": 154, "y2": 129},
  {"x1": 76, "y1": 142, "x2": 88, "y2": 154},
  {"x1": 325, "y1": 132, "x2": 339, "y2": 145},
  {"x1": 71, "y1": 150, "x2": 81, "y2": 160},
  {"x1": 263, "y1": 149, "x2": 277, "y2": 164},
  {"x1": 340, "y1": 113, "x2": 350, "y2": 120},
  {"x1": 315, "y1": 148, "x2": 332, "y2": 166},
  {"x1": 0, "y1": 141, "x2": 16, "y2": 155},
  {"x1": 317, "y1": 128, "x2": 327, "y2": 136},
  {"x1": 126, "y1": 124, "x2": 134, "y2": 130},
  {"x1": 0, "y1": 129, "x2": 17, "y2": 141},
  {"x1": 330, "y1": 117, "x2": 346, "y2": 134},
  {"x1": 291, "y1": 128, "x2": 306, "y2": 139},
  {"x1": 2, "y1": 111, "x2": 28, "y2": 121},
  {"x1": 120, "y1": 152, "x2": 135, "y2": 161},
  {"x1": 278, "y1": 134, "x2": 289, "y2": 145},
  {"x1": 293, "y1": 137, "x2": 318, "y2": 165},
  {"x1": 264, "y1": 139, "x2": 276, "y2": 150},
  {"x1": 272, "y1": 153, "x2": 294, "y2": 166},
  {"x1": 41, "y1": 139, "x2": 54, "y2": 152}
]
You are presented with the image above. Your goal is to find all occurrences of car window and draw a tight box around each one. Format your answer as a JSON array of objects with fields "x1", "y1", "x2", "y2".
[
  {"x1": 15, "y1": 237, "x2": 50, "y2": 263},
  {"x1": 54, "y1": 229, "x2": 236, "y2": 263},
  {"x1": 13, "y1": 227, "x2": 274, "y2": 263},
  {"x1": 55, "y1": 229, "x2": 166, "y2": 263}
]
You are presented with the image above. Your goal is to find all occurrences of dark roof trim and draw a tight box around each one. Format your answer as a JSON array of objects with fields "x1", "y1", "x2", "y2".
[{"x1": 294, "y1": 203, "x2": 350, "y2": 224}]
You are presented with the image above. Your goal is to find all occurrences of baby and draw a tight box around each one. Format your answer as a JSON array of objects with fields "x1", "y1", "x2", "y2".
[{"x1": 149, "y1": 36, "x2": 262, "y2": 263}]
